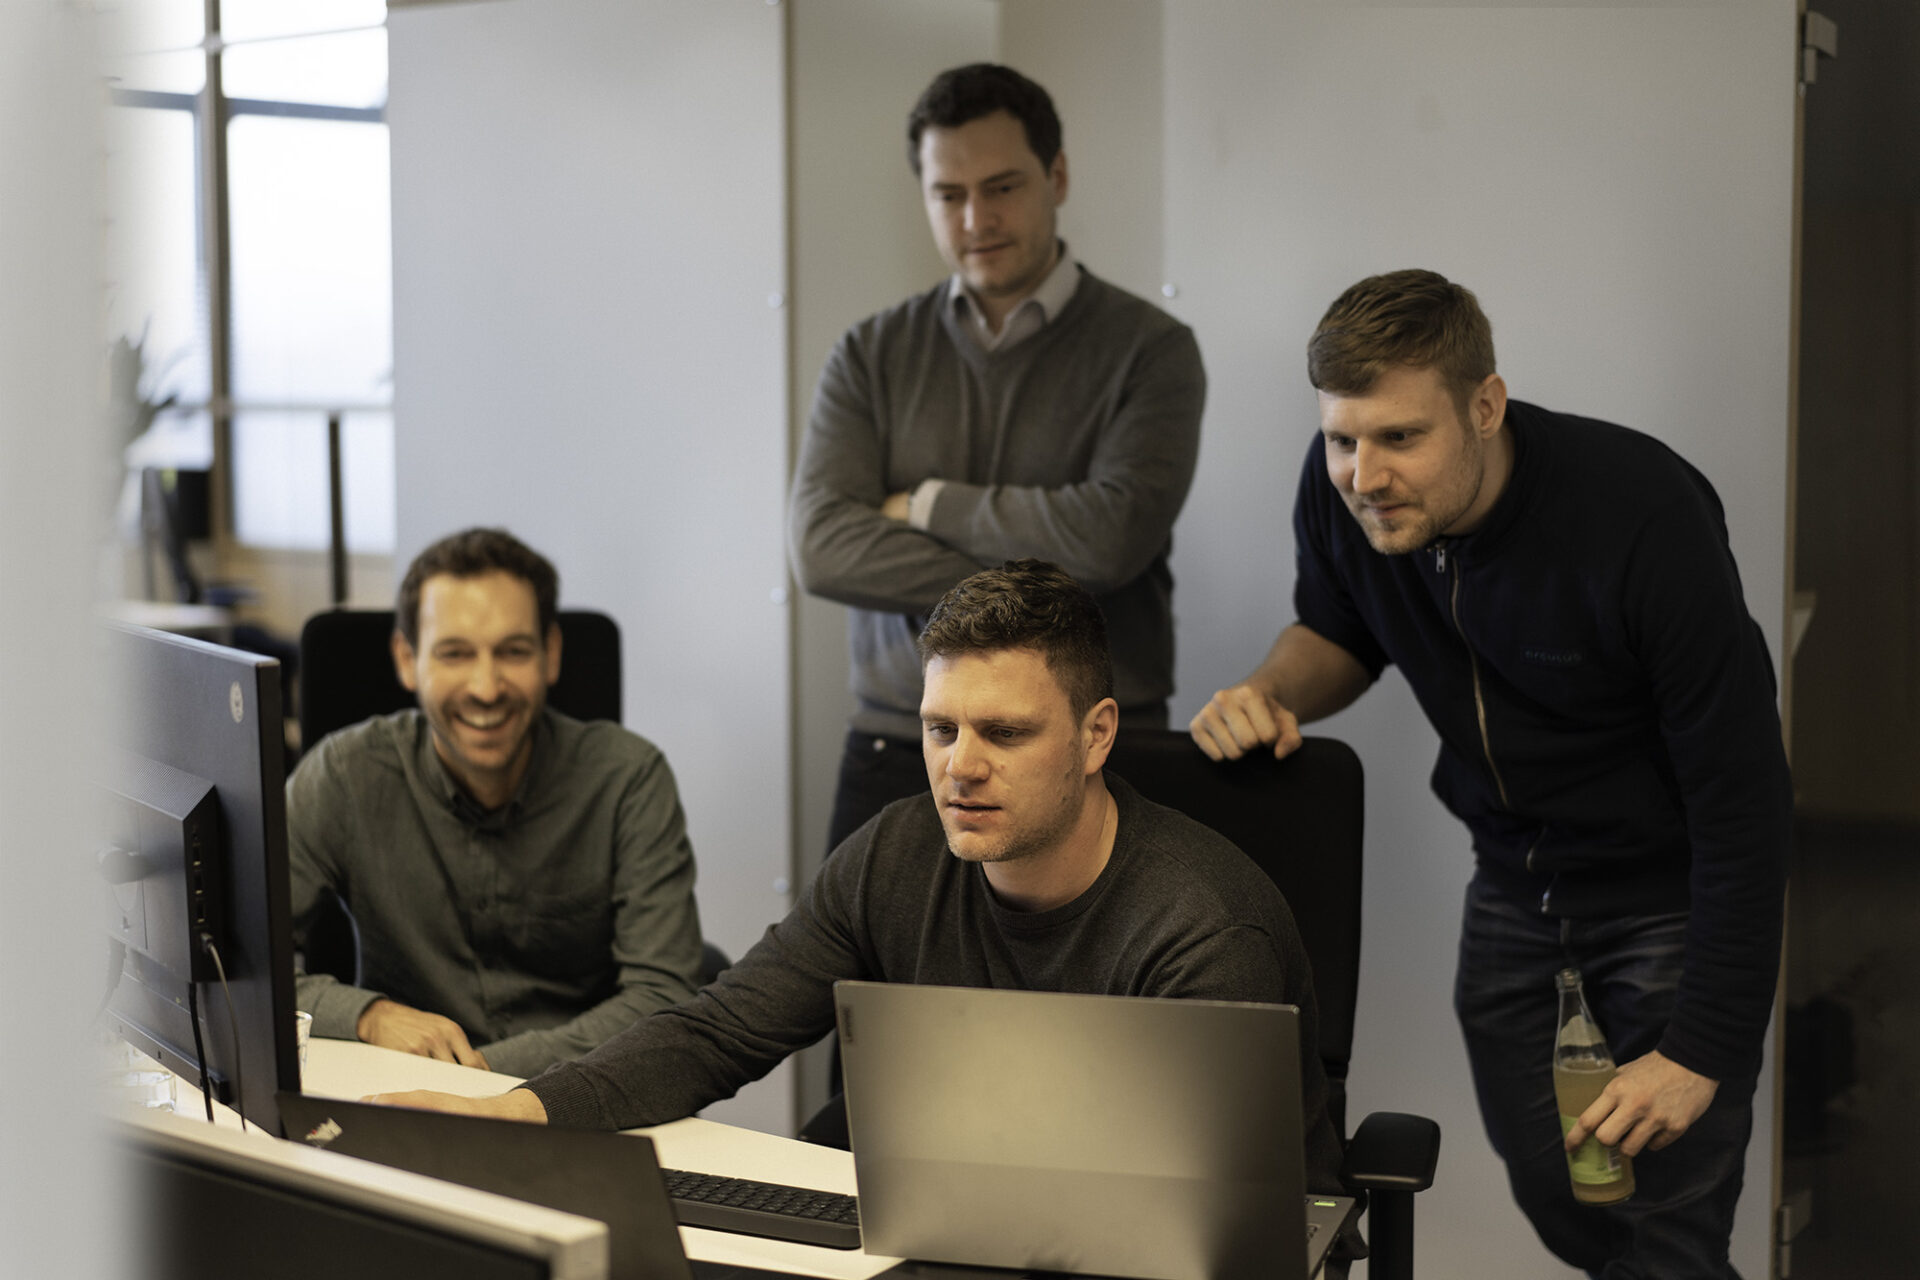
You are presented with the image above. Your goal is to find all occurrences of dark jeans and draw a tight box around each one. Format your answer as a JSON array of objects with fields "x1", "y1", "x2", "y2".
[
  {"x1": 1455, "y1": 874, "x2": 1757, "y2": 1280},
  {"x1": 824, "y1": 730, "x2": 929, "y2": 855}
]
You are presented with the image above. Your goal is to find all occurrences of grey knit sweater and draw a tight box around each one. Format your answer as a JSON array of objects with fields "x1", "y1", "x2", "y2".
[
  {"x1": 788, "y1": 268, "x2": 1206, "y2": 738},
  {"x1": 521, "y1": 776, "x2": 1343, "y2": 1190}
]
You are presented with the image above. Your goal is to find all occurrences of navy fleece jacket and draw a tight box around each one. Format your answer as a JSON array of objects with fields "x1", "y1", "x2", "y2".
[{"x1": 1293, "y1": 400, "x2": 1790, "y2": 1082}]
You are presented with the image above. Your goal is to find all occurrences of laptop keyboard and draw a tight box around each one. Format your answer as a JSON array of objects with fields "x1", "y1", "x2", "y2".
[{"x1": 660, "y1": 1167, "x2": 862, "y2": 1250}]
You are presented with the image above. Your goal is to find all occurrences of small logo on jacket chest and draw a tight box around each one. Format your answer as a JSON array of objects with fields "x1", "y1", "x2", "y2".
[{"x1": 1521, "y1": 646, "x2": 1586, "y2": 669}]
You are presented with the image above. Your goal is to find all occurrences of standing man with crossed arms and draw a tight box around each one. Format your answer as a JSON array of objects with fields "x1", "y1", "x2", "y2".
[
  {"x1": 1191, "y1": 270, "x2": 1790, "y2": 1277},
  {"x1": 790, "y1": 62, "x2": 1205, "y2": 851}
]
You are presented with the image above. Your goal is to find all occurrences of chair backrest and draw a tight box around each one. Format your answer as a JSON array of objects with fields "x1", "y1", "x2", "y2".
[
  {"x1": 297, "y1": 608, "x2": 624, "y2": 752},
  {"x1": 1103, "y1": 730, "x2": 1364, "y2": 1134}
]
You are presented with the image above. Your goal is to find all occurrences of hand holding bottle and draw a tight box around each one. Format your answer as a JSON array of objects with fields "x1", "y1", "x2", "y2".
[{"x1": 1563, "y1": 1048, "x2": 1720, "y2": 1158}]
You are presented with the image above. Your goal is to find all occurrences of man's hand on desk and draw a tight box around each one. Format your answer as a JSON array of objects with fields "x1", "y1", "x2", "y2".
[
  {"x1": 356, "y1": 998, "x2": 491, "y2": 1070},
  {"x1": 362, "y1": 1087, "x2": 549, "y2": 1124}
]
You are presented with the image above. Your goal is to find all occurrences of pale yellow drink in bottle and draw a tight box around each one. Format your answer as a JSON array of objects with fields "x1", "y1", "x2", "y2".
[{"x1": 1553, "y1": 968, "x2": 1635, "y2": 1205}]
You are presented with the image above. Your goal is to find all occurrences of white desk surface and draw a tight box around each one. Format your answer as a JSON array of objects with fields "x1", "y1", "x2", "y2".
[
  {"x1": 299, "y1": 1038, "x2": 901, "y2": 1280},
  {"x1": 99, "y1": 600, "x2": 234, "y2": 636}
]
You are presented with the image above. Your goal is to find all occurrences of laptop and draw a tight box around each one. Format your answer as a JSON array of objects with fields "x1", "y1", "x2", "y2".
[
  {"x1": 834, "y1": 982, "x2": 1357, "y2": 1280},
  {"x1": 275, "y1": 1092, "x2": 795, "y2": 1280}
]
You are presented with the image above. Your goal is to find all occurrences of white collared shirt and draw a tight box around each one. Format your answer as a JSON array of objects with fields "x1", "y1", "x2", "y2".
[
  {"x1": 949, "y1": 241, "x2": 1080, "y2": 353},
  {"x1": 912, "y1": 245, "x2": 1081, "y2": 528}
]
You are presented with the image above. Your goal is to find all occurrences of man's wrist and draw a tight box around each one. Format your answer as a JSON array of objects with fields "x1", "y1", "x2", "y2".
[
  {"x1": 355, "y1": 997, "x2": 391, "y2": 1041},
  {"x1": 906, "y1": 478, "x2": 945, "y2": 528},
  {"x1": 504, "y1": 1086, "x2": 550, "y2": 1123}
]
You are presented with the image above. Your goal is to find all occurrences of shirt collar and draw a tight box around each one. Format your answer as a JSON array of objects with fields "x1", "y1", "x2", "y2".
[
  {"x1": 949, "y1": 240, "x2": 1080, "y2": 352},
  {"x1": 415, "y1": 707, "x2": 551, "y2": 828}
]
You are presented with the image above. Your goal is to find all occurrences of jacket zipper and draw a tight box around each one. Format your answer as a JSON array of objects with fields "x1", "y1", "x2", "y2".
[
  {"x1": 1439, "y1": 545, "x2": 1551, "y2": 908},
  {"x1": 1443, "y1": 548, "x2": 1512, "y2": 810}
]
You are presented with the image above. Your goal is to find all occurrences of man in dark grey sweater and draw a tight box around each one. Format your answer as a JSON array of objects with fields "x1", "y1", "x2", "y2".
[
  {"x1": 789, "y1": 63, "x2": 1206, "y2": 854},
  {"x1": 375, "y1": 561, "x2": 1342, "y2": 1191}
]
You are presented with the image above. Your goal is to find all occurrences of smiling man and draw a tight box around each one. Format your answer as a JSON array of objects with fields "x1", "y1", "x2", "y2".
[
  {"x1": 1189, "y1": 271, "x2": 1791, "y2": 1277},
  {"x1": 789, "y1": 63, "x2": 1206, "y2": 860},
  {"x1": 288, "y1": 528, "x2": 704, "y2": 1078},
  {"x1": 370, "y1": 561, "x2": 1342, "y2": 1192}
]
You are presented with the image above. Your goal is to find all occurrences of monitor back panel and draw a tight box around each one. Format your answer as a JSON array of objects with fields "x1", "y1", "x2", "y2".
[{"x1": 277, "y1": 1093, "x2": 689, "y2": 1280}]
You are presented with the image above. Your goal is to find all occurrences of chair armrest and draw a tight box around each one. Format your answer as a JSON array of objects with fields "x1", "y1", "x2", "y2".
[{"x1": 1340, "y1": 1111, "x2": 1440, "y2": 1193}]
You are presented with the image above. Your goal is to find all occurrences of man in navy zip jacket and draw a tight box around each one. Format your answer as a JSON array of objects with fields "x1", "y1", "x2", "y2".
[{"x1": 1191, "y1": 270, "x2": 1790, "y2": 1278}]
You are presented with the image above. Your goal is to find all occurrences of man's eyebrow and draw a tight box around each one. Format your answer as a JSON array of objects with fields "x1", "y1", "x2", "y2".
[
  {"x1": 929, "y1": 168, "x2": 1027, "y2": 191},
  {"x1": 433, "y1": 632, "x2": 541, "y2": 649},
  {"x1": 1322, "y1": 418, "x2": 1430, "y2": 436}
]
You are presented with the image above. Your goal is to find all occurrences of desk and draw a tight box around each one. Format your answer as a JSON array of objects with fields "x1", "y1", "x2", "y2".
[
  {"x1": 100, "y1": 600, "x2": 235, "y2": 642},
  {"x1": 298, "y1": 1039, "x2": 901, "y2": 1280}
]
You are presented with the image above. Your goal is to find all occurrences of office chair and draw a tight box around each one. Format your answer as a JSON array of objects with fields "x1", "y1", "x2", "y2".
[
  {"x1": 293, "y1": 607, "x2": 729, "y2": 988},
  {"x1": 1104, "y1": 730, "x2": 1440, "y2": 1280}
]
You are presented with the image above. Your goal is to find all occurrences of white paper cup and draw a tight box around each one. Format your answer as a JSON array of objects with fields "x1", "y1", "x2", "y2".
[{"x1": 295, "y1": 1010, "x2": 313, "y2": 1078}]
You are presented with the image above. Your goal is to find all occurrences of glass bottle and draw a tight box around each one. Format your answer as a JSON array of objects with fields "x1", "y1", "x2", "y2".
[{"x1": 1553, "y1": 968, "x2": 1635, "y2": 1205}]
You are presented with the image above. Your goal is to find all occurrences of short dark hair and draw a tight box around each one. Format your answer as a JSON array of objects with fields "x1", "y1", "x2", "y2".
[
  {"x1": 395, "y1": 527, "x2": 559, "y2": 648},
  {"x1": 916, "y1": 559, "x2": 1113, "y2": 721},
  {"x1": 1307, "y1": 269, "x2": 1497, "y2": 418},
  {"x1": 907, "y1": 63, "x2": 1062, "y2": 177}
]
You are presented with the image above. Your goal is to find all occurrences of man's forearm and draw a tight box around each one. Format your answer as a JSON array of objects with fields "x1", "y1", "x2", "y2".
[
  {"x1": 908, "y1": 328, "x2": 1203, "y2": 593},
  {"x1": 479, "y1": 968, "x2": 695, "y2": 1080},
  {"x1": 1246, "y1": 624, "x2": 1373, "y2": 724},
  {"x1": 296, "y1": 971, "x2": 385, "y2": 1041}
]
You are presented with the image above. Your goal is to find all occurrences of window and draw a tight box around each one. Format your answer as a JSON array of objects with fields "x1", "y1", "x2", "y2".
[{"x1": 106, "y1": 0, "x2": 394, "y2": 556}]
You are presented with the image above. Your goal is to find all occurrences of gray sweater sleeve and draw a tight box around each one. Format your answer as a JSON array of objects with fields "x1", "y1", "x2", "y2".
[
  {"x1": 919, "y1": 324, "x2": 1204, "y2": 594},
  {"x1": 476, "y1": 750, "x2": 704, "y2": 1078},
  {"x1": 287, "y1": 749, "x2": 387, "y2": 1039},
  {"x1": 788, "y1": 328, "x2": 987, "y2": 614}
]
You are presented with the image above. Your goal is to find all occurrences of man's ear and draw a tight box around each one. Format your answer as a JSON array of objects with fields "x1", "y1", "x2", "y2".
[
  {"x1": 1049, "y1": 150, "x2": 1069, "y2": 206},
  {"x1": 1472, "y1": 372, "x2": 1508, "y2": 441},
  {"x1": 543, "y1": 622, "x2": 563, "y2": 685},
  {"x1": 391, "y1": 630, "x2": 419, "y2": 693},
  {"x1": 1082, "y1": 697, "x2": 1119, "y2": 776}
]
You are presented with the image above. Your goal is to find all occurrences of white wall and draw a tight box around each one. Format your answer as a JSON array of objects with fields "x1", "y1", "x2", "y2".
[
  {"x1": 1161, "y1": 4, "x2": 1796, "y2": 1275},
  {"x1": 387, "y1": 0, "x2": 792, "y2": 1133},
  {"x1": 999, "y1": 0, "x2": 1165, "y2": 305}
]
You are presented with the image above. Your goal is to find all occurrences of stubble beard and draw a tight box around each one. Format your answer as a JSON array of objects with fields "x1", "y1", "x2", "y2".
[
  {"x1": 1350, "y1": 424, "x2": 1486, "y2": 557},
  {"x1": 432, "y1": 693, "x2": 536, "y2": 786},
  {"x1": 943, "y1": 759, "x2": 1085, "y2": 867}
]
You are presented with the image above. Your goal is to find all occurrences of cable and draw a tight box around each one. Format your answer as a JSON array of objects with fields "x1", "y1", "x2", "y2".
[
  {"x1": 199, "y1": 933, "x2": 248, "y2": 1134},
  {"x1": 185, "y1": 968, "x2": 215, "y2": 1124}
]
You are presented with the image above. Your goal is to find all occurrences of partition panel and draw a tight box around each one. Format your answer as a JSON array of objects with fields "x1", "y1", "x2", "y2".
[{"x1": 1163, "y1": 4, "x2": 1795, "y2": 1274}]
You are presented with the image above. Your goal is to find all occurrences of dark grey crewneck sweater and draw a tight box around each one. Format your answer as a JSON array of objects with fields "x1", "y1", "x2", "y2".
[
  {"x1": 522, "y1": 776, "x2": 1343, "y2": 1190},
  {"x1": 788, "y1": 268, "x2": 1206, "y2": 738}
]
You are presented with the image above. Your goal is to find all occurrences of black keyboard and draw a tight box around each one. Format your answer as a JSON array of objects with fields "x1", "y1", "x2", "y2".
[{"x1": 660, "y1": 1167, "x2": 863, "y2": 1250}]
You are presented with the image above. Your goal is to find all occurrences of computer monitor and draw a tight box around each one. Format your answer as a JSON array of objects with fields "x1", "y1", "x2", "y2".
[
  {"x1": 120, "y1": 1112, "x2": 609, "y2": 1280},
  {"x1": 99, "y1": 622, "x2": 299, "y2": 1133}
]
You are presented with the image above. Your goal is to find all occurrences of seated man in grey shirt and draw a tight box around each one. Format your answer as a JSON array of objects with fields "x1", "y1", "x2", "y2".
[
  {"x1": 289, "y1": 527, "x2": 704, "y2": 1079},
  {"x1": 373, "y1": 560, "x2": 1342, "y2": 1190}
]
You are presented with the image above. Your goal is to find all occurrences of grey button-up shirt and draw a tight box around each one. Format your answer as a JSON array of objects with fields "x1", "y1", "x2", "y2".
[{"x1": 288, "y1": 707, "x2": 703, "y2": 1078}]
